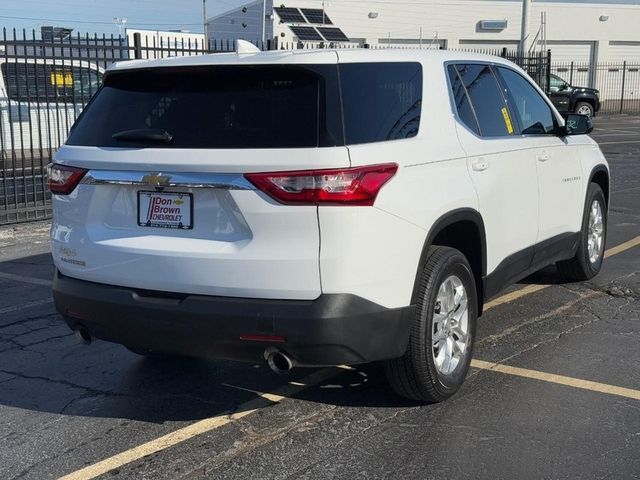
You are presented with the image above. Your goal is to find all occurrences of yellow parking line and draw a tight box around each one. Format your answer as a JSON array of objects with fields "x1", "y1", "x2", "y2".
[
  {"x1": 57, "y1": 234, "x2": 640, "y2": 480},
  {"x1": 604, "y1": 235, "x2": 640, "y2": 258},
  {"x1": 0, "y1": 271, "x2": 53, "y2": 287},
  {"x1": 57, "y1": 368, "x2": 336, "y2": 480},
  {"x1": 485, "y1": 234, "x2": 640, "y2": 312},
  {"x1": 471, "y1": 359, "x2": 640, "y2": 401},
  {"x1": 484, "y1": 284, "x2": 548, "y2": 311}
]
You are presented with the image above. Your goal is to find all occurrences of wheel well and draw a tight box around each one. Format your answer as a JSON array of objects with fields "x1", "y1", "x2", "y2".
[
  {"x1": 591, "y1": 169, "x2": 610, "y2": 207},
  {"x1": 432, "y1": 220, "x2": 485, "y2": 314}
]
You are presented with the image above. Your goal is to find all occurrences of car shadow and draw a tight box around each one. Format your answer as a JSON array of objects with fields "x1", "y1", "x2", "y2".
[
  {"x1": 0, "y1": 250, "x2": 555, "y2": 425},
  {"x1": 0, "y1": 252, "x2": 421, "y2": 423}
]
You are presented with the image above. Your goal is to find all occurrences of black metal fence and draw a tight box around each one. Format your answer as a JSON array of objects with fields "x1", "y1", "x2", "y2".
[
  {"x1": 0, "y1": 27, "x2": 628, "y2": 224},
  {"x1": 551, "y1": 61, "x2": 640, "y2": 114}
]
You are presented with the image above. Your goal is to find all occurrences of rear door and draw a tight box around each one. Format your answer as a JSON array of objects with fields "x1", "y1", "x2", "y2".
[{"x1": 52, "y1": 61, "x2": 348, "y2": 300}]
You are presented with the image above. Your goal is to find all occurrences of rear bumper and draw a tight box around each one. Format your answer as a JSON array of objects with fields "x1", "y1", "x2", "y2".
[{"x1": 53, "y1": 270, "x2": 414, "y2": 366}]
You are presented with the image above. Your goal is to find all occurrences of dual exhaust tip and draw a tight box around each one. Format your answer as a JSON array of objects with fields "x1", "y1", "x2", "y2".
[
  {"x1": 265, "y1": 348, "x2": 294, "y2": 374},
  {"x1": 74, "y1": 326, "x2": 92, "y2": 345},
  {"x1": 74, "y1": 326, "x2": 295, "y2": 374}
]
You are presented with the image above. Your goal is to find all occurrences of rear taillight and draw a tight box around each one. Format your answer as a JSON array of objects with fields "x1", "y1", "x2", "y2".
[
  {"x1": 47, "y1": 163, "x2": 88, "y2": 195},
  {"x1": 245, "y1": 163, "x2": 398, "y2": 206}
]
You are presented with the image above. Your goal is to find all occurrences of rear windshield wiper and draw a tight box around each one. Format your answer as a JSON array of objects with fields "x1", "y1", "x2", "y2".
[{"x1": 112, "y1": 129, "x2": 173, "y2": 143}]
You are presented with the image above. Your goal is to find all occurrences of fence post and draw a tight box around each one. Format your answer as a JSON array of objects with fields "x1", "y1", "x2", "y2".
[
  {"x1": 546, "y1": 49, "x2": 552, "y2": 94},
  {"x1": 133, "y1": 32, "x2": 142, "y2": 59},
  {"x1": 501, "y1": 47, "x2": 507, "y2": 58},
  {"x1": 620, "y1": 60, "x2": 627, "y2": 114},
  {"x1": 569, "y1": 61, "x2": 574, "y2": 86}
]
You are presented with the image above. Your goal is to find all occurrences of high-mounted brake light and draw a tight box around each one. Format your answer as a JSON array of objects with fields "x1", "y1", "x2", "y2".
[
  {"x1": 47, "y1": 163, "x2": 88, "y2": 195},
  {"x1": 245, "y1": 163, "x2": 398, "y2": 206}
]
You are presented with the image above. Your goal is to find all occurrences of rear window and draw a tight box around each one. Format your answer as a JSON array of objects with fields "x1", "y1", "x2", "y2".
[
  {"x1": 66, "y1": 65, "x2": 342, "y2": 149},
  {"x1": 66, "y1": 62, "x2": 423, "y2": 149}
]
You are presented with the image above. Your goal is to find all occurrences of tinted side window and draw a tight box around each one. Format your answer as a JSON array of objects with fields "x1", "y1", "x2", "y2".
[
  {"x1": 339, "y1": 62, "x2": 422, "y2": 144},
  {"x1": 447, "y1": 65, "x2": 480, "y2": 135},
  {"x1": 455, "y1": 64, "x2": 513, "y2": 137},
  {"x1": 1, "y1": 62, "x2": 102, "y2": 103},
  {"x1": 497, "y1": 67, "x2": 555, "y2": 135},
  {"x1": 549, "y1": 74, "x2": 567, "y2": 91}
]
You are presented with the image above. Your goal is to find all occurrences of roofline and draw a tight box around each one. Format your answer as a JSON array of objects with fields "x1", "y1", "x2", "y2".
[{"x1": 105, "y1": 48, "x2": 520, "y2": 74}]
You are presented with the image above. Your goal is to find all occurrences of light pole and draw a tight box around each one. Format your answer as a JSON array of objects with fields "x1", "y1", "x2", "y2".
[
  {"x1": 203, "y1": 0, "x2": 207, "y2": 48},
  {"x1": 519, "y1": 0, "x2": 531, "y2": 56},
  {"x1": 261, "y1": 0, "x2": 267, "y2": 46}
]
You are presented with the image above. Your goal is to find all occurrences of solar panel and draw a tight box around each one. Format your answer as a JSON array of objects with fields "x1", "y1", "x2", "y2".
[
  {"x1": 300, "y1": 8, "x2": 333, "y2": 25},
  {"x1": 289, "y1": 26, "x2": 324, "y2": 41},
  {"x1": 274, "y1": 7, "x2": 306, "y2": 24},
  {"x1": 317, "y1": 27, "x2": 349, "y2": 42}
]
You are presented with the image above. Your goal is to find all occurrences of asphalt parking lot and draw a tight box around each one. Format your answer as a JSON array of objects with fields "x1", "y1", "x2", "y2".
[{"x1": 0, "y1": 115, "x2": 639, "y2": 480}]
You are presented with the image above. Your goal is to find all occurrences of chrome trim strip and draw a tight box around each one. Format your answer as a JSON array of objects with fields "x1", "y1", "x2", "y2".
[{"x1": 80, "y1": 170, "x2": 256, "y2": 190}]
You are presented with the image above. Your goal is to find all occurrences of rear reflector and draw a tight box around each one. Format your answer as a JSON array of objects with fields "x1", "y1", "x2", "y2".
[
  {"x1": 47, "y1": 163, "x2": 88, "y2": 195},
  {"x1": 245, "y1": 163, "x2": 398, "y2": 206}
]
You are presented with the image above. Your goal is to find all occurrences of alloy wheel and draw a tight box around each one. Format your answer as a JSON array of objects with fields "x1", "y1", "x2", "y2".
[{"x1": 432, "y1": 275, "x2": 470, "y2": 376}]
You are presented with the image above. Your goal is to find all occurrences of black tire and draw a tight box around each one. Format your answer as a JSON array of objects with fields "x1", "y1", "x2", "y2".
[
  {"x1": 557, "y1": 183, "x2": 607, "y2": 281},
  {"x1": 384, "y1": 246, "x2": 477, "y2": 403},
  {"x1": 574, "y1": 101, "x2": 594, "y2": 118}
]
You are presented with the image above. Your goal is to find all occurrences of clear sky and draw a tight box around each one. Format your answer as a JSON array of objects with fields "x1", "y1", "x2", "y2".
[
  {"x1": 0, "y1": 0, "x2": 249, "y2": 36},
  {"x1": 0, "y1": 0, "x2": 637, "y2": 37}
]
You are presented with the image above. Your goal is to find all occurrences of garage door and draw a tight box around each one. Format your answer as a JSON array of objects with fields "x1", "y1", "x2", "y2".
[
  {"x1": 608, "y1": 42, "x2": 640, "y2": 62},
  {"x1": 546, "y1": 41, "x2": 594, "y2": 63},
  {"x1": 603, "y1": 42, "x2": 640, "y2": 109},
  {"x1": 548, "y1": 41, "x2": 595, "y2": 88}
]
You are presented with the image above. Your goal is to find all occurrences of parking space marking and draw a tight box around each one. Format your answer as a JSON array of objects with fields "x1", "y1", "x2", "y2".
[
  {"x1": 484, "y1": 284, "x2": 548, "y2": 311},
  {"x1": 57, "y1": 367, "x2": 337, "y2": 480},
  {"x1": 0, "y1": 271, "x2": 52, "y2": 287},
  {"x1": 0, "y1": 298, "x2": 53, "y2": 315},
  {"x1": 46, "y1": 233, "x2": 640, "y2": 479},
  {"x1": 604, "y1": 235, "x2": 640, "y2": 258},
  {"x1": 471, "y1": 360, "x2": 640, "y2": 401}
]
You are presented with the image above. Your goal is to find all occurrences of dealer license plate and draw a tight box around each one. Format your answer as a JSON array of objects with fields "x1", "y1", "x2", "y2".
[{"x1": 138, "y1": 191, "x2": 193, "y2": 229}]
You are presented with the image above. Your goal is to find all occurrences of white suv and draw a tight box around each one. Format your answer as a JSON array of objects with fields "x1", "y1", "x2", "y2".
[{"x1": 49, "y1": 48, "x2": 609, "y2": 402}]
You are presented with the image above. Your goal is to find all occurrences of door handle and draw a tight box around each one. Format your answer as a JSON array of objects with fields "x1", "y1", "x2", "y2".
[
  {"x1": 537, "y1": 153, "x2": 550, "y2": 162},
  {"x1": 472, "y1": 159, "x2": 489, "y2": 172}
]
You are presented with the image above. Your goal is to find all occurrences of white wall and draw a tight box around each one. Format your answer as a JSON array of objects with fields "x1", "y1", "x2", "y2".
[
  {"x1": 267, "y1": 0, "x2": 640, "y2": 63},
  {"x1": 125, "y1": 29, "x2": 206, "y2": 58},
  {"x1": 206, "y1": 0, "x2": 273, "y2": 45}
]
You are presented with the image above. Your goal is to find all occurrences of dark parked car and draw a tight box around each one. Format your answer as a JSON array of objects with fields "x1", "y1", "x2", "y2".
[{"x1": 548, "y1": 74, "x2": 600, "y2": 118}]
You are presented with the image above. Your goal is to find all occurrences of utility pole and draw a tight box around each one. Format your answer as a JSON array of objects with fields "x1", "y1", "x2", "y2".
[
  {"x1": 261, "y1": 0, "x2": 267, "y2": 46},
  {"x1": 202, "y1": 0, "x2": 207, "y2": 47},
  {"x1": 519, "y1": 0, "x2": 531, "y2": 56}
]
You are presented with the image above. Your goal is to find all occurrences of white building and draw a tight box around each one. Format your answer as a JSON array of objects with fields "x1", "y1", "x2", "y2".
[
  {"x1": 206, "y1": 0, "x2": 640, "y2": 64},
  {"x1": 125, "y1": 29, "x2": 206, "y2": 58}
]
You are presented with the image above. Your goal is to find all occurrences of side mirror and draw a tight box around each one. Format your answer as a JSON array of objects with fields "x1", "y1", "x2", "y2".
[{"x1": 559, "y1": 113, "x2": 593, "y2": 136}]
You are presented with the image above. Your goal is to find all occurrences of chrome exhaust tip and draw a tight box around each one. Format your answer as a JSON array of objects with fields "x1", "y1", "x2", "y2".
[
  {"x1": 265, "y1": 349, "x2": 294, "y2": 374},
  {"x1": 74, "y1": 326, "x2": 92, "y2": 345}
]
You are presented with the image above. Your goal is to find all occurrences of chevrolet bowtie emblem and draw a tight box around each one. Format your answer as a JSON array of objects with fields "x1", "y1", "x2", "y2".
[{"x1": 142, "y1": 173, "x2": 171, "y2": 187}]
